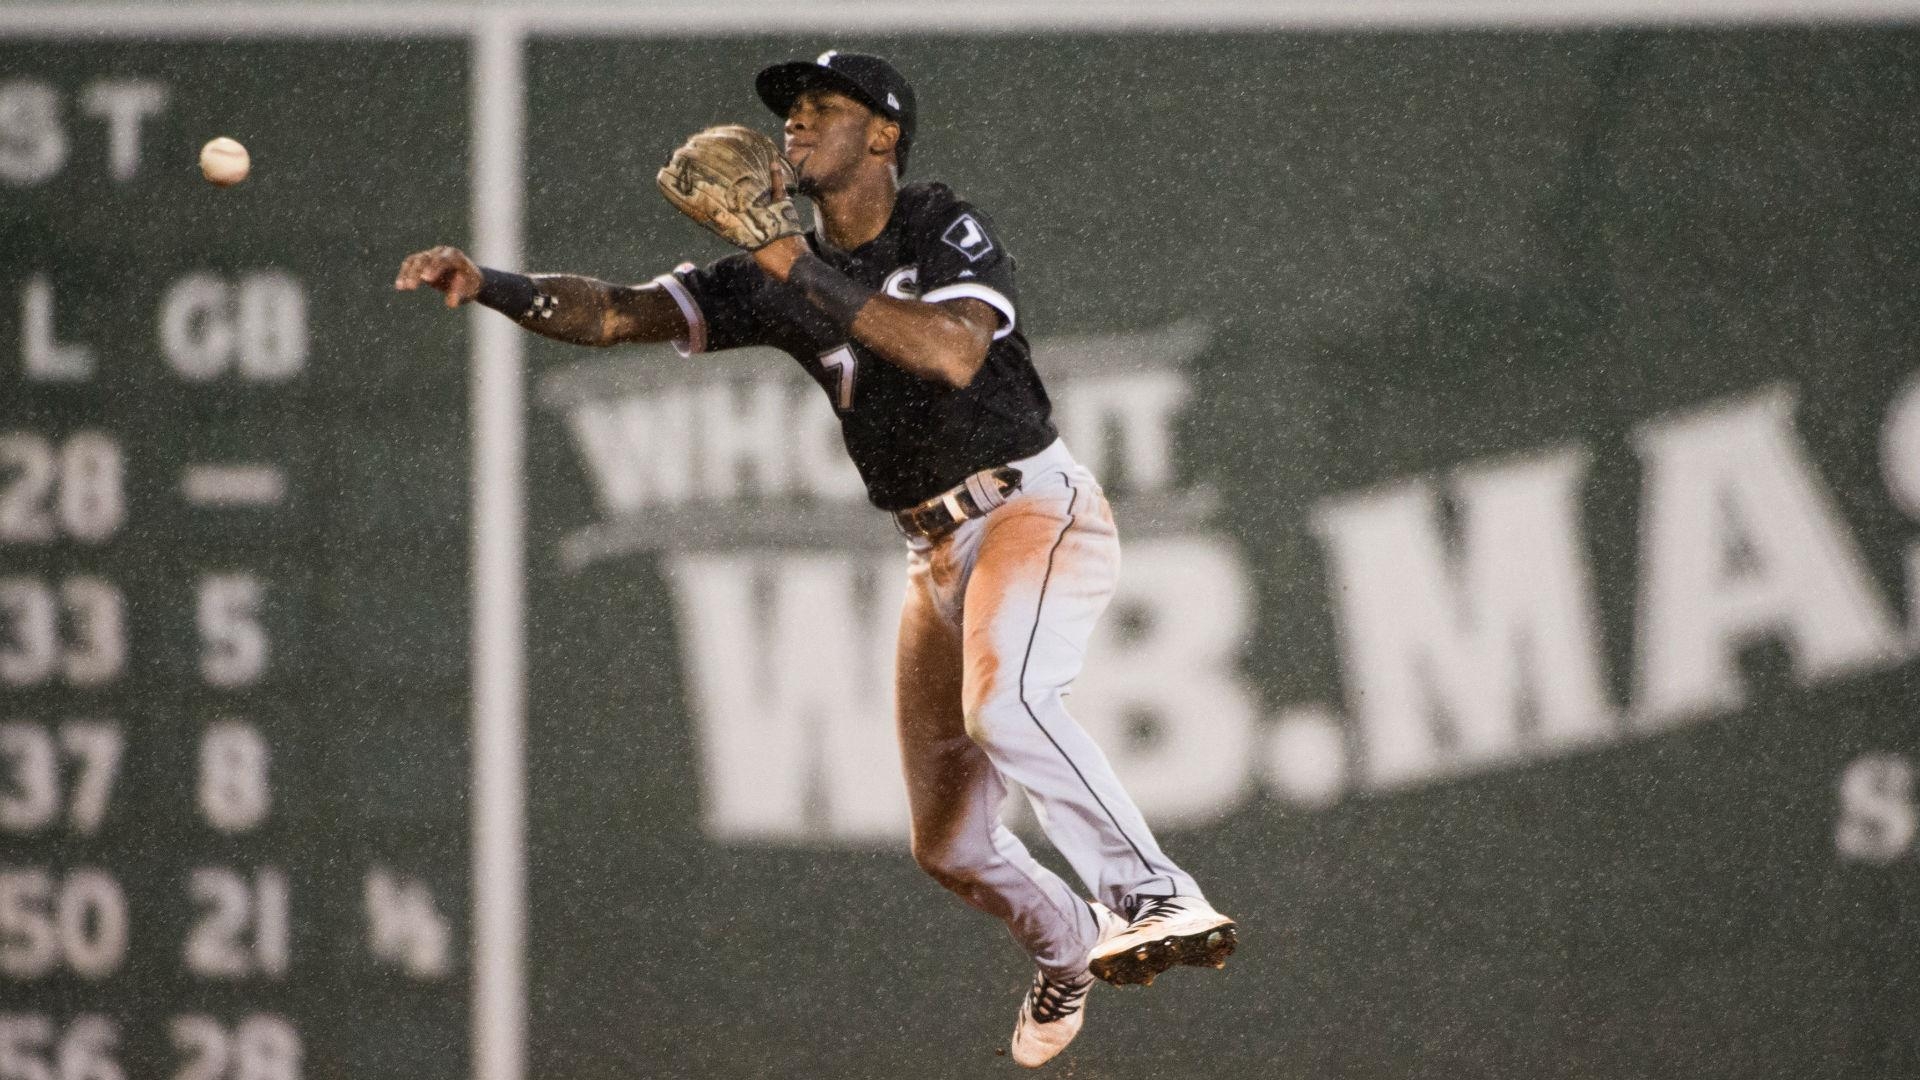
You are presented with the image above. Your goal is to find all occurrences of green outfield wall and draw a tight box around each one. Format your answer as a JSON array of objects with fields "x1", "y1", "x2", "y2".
[{"x1": 6, "y1": 19, "x2": 1919, "y2": 1080}]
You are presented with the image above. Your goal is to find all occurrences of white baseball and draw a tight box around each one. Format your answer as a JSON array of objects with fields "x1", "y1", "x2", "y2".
[{"x1": 199, "y1": 136, "x2": 250, "y2": 187}]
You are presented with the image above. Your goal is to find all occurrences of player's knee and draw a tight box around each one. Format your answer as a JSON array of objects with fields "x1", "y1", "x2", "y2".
[
  {"x1": 964, "y1": 682, "x2": 1061, "y2": 748},
  {"x1": 961, "y1": 679, "x2": 1021, "y2": 746},
  {"x1": 910, "y1": 836, "x2": 986, "y2": 892},
  {"x1": 962, "y1": 701, "x2": 1007, "y2": 748}
]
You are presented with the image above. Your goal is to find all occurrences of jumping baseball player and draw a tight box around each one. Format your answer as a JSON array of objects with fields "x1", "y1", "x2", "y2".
[{"x1": 395, "y1": 51, "x2": 1236, "y2": 1068}]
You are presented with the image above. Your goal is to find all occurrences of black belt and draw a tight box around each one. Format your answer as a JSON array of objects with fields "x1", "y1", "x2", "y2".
[{"x1": 894, "y1": 466, "x2": 1023, "y2": 540}]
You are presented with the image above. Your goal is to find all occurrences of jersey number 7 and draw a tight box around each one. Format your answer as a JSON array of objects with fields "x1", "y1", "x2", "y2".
[{"x1": 816, "y1": 345, "x2": 858, "y2": 411}]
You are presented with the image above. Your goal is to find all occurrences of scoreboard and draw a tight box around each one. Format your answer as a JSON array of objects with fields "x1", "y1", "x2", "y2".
[{"x1": 1, "y1": 34, "x2": 475, "y2": 1080}]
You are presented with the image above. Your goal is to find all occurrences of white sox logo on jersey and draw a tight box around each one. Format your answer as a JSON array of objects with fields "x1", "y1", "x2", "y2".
[{"x1": 942, "y1": 214, "x2": 994, "y2": 262}]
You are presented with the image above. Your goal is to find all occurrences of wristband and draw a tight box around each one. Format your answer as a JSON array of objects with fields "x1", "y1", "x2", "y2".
[
  {"x1": 476, "y1": 267, "x2": 557, "y2": 320},
  {"x1": 787, "y1": 253, "x2": 875, "y2": 330}
]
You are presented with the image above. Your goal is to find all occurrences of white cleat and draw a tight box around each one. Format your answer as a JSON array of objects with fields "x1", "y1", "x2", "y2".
[
  {"x1": 1010, "y1": 969, "x2": 1095, "y2": 1068},
  {"x1": 1088, "y1": 895, "x2": 1238, "y2": 987},
  {"x1": 1008, "y1": 902, "x2": 1127, "y2": 1068}
]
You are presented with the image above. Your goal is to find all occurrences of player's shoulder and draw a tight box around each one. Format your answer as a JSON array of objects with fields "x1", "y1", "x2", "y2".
[
  {"x1": 899, "y1": 179, "x2": 962, "y2": 214},
  {"x1": 899, "y1": 180, "x2": 990, "y2": 230},
  {"x1": 898, "y1": 180, "x2": 1006, "y2": 261}
]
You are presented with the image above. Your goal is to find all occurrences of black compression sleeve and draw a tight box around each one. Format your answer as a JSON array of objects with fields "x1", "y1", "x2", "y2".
[
  {"x1": 475, "y1": 267, "x2": 556, "y2": 320},
  {"x1": 475, "y1": 268, "x2": 534, "y2": 314},
  {"x1": 787, "y1": 253, "x2": 876, "y2": 329}
]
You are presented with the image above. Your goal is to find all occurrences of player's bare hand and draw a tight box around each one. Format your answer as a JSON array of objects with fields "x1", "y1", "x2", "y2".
[
  {"x1": 769, "y1": 155, "x2": 791, "y2": 202},
  {"x1": 394, "y1": 246, "x2": 482, "y2": 308}
]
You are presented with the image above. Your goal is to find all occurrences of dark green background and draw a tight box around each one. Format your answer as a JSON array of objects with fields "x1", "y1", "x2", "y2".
[
  {"x1": 8, "y1": 22, "x2": 1919, "y2": 1080},
  {"x1": 2, "y1": 41, "x2": 472, "y2": 1080},
  {"x1": 523, "y1": 29, "x2": 1920, "y2": 1080}
]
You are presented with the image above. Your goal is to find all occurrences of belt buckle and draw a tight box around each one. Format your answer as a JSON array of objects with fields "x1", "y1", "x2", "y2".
[
  {"x1": 921, "y1": 503, "x2": 962, "y2": 540},
  {"x1": 895, "y1": 503, "x2": 948, "y2": 541},
  {"x1": 898, "y1": 465, "x2": 1023, "y2": 541}
]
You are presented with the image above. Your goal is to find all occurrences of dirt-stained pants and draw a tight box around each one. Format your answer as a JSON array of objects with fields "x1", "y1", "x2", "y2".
[{"x1": 895, "y1": 439, "x2": 1200, "y2": 979}]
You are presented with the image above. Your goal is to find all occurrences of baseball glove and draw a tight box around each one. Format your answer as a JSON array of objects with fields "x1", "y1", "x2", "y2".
[{"x1": 656, "y1": 125, "x2": 803, "y2": 251}]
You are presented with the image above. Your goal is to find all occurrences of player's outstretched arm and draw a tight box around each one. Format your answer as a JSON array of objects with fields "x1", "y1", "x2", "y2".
[{"x1": 394, "y1": 245, "x2": 688, "y2": 347}]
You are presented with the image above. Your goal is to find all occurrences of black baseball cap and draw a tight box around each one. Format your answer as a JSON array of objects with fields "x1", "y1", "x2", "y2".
[{"x1": 756, "y1": 50, "x2": 917, "y2": 173}]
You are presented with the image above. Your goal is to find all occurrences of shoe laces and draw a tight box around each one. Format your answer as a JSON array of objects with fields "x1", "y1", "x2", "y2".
[
  {"x1": 1129, "y1": 895, "x2": 1185, "y2": 924},
  {"x1": 1026, "y1": 971, "x2": 1093, "y2": 1024}
]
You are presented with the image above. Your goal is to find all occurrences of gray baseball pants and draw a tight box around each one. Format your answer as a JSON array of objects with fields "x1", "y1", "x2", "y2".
[{"x1": 894, "y1": 438, "x2": 1201, "y2": 979}]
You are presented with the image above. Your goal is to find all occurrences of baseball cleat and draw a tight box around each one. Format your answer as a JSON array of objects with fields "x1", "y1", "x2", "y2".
[
  {"x1": 1008, "y1": 902, "x2": 1128, "y2": 1068},
  {"x1": 1088, "y1": 896, "x2": 1238, "y2": 987},
  {"x1": 1010, "y1": 969, "x2": 1096, "y2": 1068}
]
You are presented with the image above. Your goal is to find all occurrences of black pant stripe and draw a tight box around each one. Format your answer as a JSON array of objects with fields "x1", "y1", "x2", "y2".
[{"x1": 1016, "y1": 476, "x2": 1164, "y2": 878}]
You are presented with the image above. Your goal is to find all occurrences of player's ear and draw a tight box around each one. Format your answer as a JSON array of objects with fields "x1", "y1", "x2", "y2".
[{"x1": 870, "y1": 118, "x2": 901, "y2": 160}]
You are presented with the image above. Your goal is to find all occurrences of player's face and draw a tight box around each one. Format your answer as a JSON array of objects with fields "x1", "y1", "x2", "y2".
[{"x1": 784, "y1": 88, "x2": 891, "y2": 195}]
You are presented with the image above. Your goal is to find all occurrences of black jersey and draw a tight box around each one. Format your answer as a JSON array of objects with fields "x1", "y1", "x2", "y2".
[{"x1": 657, "y1": 181, "x2": 1056, "y2": 511}]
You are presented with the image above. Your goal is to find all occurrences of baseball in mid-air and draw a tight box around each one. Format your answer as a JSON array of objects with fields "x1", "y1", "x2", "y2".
[{"x1": 199, "y1": 136, "x2": 250, "y2": 186}]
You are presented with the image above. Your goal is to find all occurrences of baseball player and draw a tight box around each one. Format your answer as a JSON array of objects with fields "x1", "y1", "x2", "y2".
[{"x1": 395, "y1": 51, "x2": 1236, "y2": 1068}]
